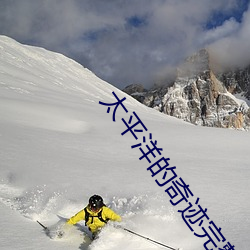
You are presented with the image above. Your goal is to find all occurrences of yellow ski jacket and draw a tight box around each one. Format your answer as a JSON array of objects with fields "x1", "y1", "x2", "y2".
[{"x1": 67, "y1": 206, "x2": 121, "y2": 233}]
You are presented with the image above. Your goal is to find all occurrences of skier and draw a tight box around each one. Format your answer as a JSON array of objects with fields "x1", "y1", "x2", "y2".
[{"x1": 66, "y1": 194, "x2": 122, "y2": 239}]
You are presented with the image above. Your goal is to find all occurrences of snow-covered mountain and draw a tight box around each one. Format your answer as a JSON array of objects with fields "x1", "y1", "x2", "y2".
[
  {"x1": 0, "y1": 36, "x2": 250, "y2": 250},
  {"x1": 124, "y1": 49, "x2": 250, "y2": 130}
]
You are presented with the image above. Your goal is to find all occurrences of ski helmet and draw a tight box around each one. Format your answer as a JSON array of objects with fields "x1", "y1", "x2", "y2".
[{"x1": 89, "y1": 195, "x2": 104, "y2": 210}]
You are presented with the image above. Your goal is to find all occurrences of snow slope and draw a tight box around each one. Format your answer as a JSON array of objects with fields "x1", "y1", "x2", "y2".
[{"x1": 0, "y1": 35, "x2": 249, "y2": 250}]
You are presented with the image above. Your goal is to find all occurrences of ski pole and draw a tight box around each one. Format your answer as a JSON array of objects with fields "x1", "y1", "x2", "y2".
[
  {"x1": 122, "y1": 227, "x2": 179, "y2": 250},
  {"x1": 37, "y1": 220, "x2": 48, "y2": 231}
]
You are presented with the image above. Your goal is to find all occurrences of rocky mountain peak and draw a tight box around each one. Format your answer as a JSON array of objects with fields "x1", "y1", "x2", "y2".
[
  {"x1": 177, "y1": 48, "x2": 210, "y2": 78},
  {"x1": 123, "y1": 49, "x2": 250, "y2": 130}
]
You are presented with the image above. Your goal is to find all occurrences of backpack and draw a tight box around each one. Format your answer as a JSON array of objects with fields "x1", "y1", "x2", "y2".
[{"x1": 84, "y1": 206, "x2": 109, "y2": 226}]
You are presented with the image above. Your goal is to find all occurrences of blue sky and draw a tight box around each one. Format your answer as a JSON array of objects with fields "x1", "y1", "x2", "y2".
[
  {"x1": 205, "y1": 0, "x2": 249, "y2": 28},
  {"x1": 0, "y1": 0, "x2": 249, "y2": 89}
]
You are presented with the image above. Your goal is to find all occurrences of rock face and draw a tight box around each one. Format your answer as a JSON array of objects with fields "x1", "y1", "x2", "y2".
[
  {"x1": 217, "y1": 66, "x2": 250, "y2": 100},
  {"x1": 123, "y1": 84, "x2": 147, "y2": 103},
  {"x1": 123, "y1": 49, "x2": 250, "y2": 130}
]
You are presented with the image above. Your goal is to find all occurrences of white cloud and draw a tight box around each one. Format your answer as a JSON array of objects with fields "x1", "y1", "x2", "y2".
[
  {"x1": 209, "y1": 5, "x2": 250, "y2": 68},
  {"x1": 0, "y1": 0, "x2": 249, "y2": 88},
  {"x1": 200, "y1": 18, "x2": 240, "y2": 45}
]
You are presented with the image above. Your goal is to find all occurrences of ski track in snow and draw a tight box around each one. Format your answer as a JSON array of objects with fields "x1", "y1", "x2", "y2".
[{"x1": 0, "y1": 99, "x2": 91, "y2": 134}]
